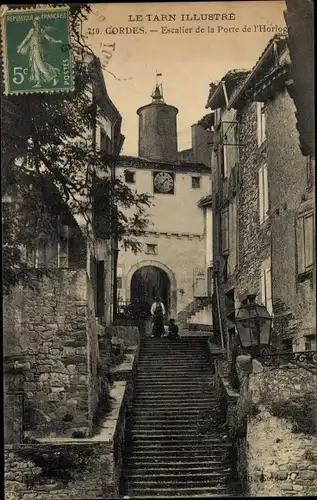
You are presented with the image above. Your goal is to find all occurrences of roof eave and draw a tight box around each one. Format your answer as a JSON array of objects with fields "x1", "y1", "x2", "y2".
[
  {"x1": 205, "y1": 83, "x2": 224, "y2": 109},
  {"x1": 228, "y1": 43, "x2": 276, "y2": 109}
]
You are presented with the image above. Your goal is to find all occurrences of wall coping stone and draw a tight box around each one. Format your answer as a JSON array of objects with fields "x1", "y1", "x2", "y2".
[
  {"x1": 207, "y1": 338, "x2": 224, "y2": 356},
  {"x1": 109, "y1": 352, "x2": 136, "y2": 381},
  {"x1": 8, "y1": 381, "x2": 128, "y2": 446}
]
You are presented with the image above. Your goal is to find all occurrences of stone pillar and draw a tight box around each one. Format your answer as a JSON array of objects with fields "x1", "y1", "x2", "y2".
[{"x1": 4, "y1": 356, "x2": 29, "y2": 444}]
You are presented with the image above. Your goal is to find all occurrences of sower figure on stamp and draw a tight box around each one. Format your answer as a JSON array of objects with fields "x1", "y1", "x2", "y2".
[
  {"x1": 150, "y1": 296, "x2": 166, "y2": 338},
  {"x1": 17, "y1": 17, "x2": 62, "y2": 88}
]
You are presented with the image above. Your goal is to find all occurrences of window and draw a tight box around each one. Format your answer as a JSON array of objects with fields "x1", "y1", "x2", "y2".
[
  {"x1": 221, "y1": 120, "x2": 239, "y2": 179},
  {"x1": 192, "y1": 176, "x2": 201, "y2": 189},
  {"x1": 297, "y1": 212, "x2": 314, "y2": 276},
  {"x1": 58, "y1": 225, "x2": 69, "y2": 268},
  {"x1": 225, "y1": 288, "x2": 235, "y2": 319},
  {"x1": 260, "y1": 264, "x2": 272, "y2": 315},
  {"x1": 221, "y1": 207, "x2": 229, "y2": 254},
  {"x1": 222, "y1": 145, "x2": 228, "y2": 178},
  {"x1": 306, "y1": 155, "x2": 314, "y2": 189},
  {"x1": 117, "y1": 277, "x2": 122, "y2": 289},
  {"x1": 125, "y1": 171, "x2": 135, "y2": 183},
  {"x1": 228, "y1": 197, "x2": 237, "y2": 273},
  {"x1": 100, "y1": 129, "x2": 112, "y2": 154},
  {"x1": 96, "y1": 260, "x2": 105, "y2": 318},
  {"x1": 146, "y1": 244, "x2": 158, "y2": 255},
  {"x1": 259, "y1": 163, "x2": 269, "y2": 223},
  {"x1": 305, "y1": 335, "x2": 315, "y2": 351},
  {"x1": 207, "y1": 266, "x2": 213, "y2": 297},
  {"x1": 256, "y1": 102, "x2": 267, "y2": 146}
]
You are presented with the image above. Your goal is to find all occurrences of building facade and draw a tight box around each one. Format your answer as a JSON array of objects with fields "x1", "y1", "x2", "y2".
[
  {"x1": 3, "y1": 56, "x2": 124, "y2": 439},
  {"x1": 116, "y1": 85, "x2": 212, "y2": 321},
  {"x1": 206, "y1": 35, "x2": 315, "y2": 353},
  {"x1": 116, "y1": 156, "x2": 211, "y2": 319}
]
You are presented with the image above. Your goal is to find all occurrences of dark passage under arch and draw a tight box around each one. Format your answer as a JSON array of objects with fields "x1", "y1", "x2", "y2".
[{"x1": 130, "y1": 265, "x2": 171, "y2": 314}]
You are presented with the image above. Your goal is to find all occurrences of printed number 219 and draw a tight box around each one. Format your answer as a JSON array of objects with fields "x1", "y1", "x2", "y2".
[{"x1": 13, "y1": 67, "x2": 28, "y2": 84}]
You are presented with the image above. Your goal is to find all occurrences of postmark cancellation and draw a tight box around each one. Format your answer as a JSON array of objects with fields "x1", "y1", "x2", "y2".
[{"x1": 1, "y1": 6, "x2": 74, "y2": 95}]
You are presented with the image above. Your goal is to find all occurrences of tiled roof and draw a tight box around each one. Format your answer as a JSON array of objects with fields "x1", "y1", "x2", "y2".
[
  {"x1": 118, "y1": 156, "x2": 211, "y2": 173},
  {"x1": 205, "y1": 69, "x2": 250, "y2": 109},
  {"x1": 228, "y1": 35, "x2": 288, "y2": 108}
]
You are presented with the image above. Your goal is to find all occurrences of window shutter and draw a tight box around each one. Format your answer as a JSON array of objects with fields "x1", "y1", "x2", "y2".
[
  {"x1": 265, "y1": 268, "x2": 272, "y2": 315},
  {"x1": 193, "y1": 268, "x2": 207, "y2": 297},
  {"x1": 95, "y1": 125, "x2": 101, "y2": 150},
  {"x1": 260, "y1": 269, "x2": 266, "y2": 305},
  {"x1": 46, "y1": 241, "x2": 58, "y2": 268},
  {"x1": 37, "y1": 242, "x2": 47, "y2": 268},
  {"x1": 296, "y1": 216, "x2": 305, "y2": 274},
  {"x1": 58, "y1": 225, "x2": 69, "y2": 268},
  {"x1": 304, "y1": 214, "x2": 314, "y2": 269},
  {"x1": 261, "y1": 105, "x2": 267, "y2": 142},
  {"x1": 222, "y1": 208, "x2": 229, "y2": 253},
  {"x1": 223, "y1": 145, "x2": 228, "y2": 177},
  {"x1": 256, "y1": 102, "x2": 262, "y2": 146},
  {"x1": 259, "y1": 167, "x2": 264, "y2": 223},
  {"x1": 263, "y1": 164, "x2": 269, "y2": 219}
]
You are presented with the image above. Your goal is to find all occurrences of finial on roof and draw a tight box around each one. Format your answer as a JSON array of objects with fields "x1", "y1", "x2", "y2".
[{"x1": 151, "y1": 72, "x2": 164, "y2": 102}]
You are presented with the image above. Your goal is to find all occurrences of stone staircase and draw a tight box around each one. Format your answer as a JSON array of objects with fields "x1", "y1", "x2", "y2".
[
  {"x1": 122, "y1": 336, "x2": 239, "y2": 498},
  {"x1": 187, "y1": 304, "x2": 213, "y2": 330}
]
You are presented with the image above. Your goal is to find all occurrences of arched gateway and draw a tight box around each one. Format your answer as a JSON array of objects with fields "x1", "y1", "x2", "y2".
[{"x1": 125, "y1": 260, "x2": 177, "y2": 317}]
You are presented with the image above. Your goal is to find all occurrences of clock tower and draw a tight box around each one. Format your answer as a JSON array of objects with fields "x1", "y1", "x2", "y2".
[{"x1": 137, "y1": 81, "x2": 178, "y2": 163}]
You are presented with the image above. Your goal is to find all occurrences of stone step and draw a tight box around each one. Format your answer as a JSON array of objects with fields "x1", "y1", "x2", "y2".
[
  {"x1": 131, "y1": 410, "x2": 219, "y2": 418},
  {"x1": 124, "y1": 461, "x2": 231, "y2": 469},
  {"x1": 134, "y1": 384, "x2": 215, "y2": 390},
  {"x1": 130, "y1": 444, "x2": 232, "y2": 453},
  {"x1": 130, "y1": 437, "x2": 230, "y2": 445},
  {"x1": 138, "y1": 366, "x2": 211, "y2": 370},
  {"x1": 130, "y1": 438, "x2": 230, "y2": 446},
  {"x1": 131, "y1": 424, "x2": 227, "y2": 439},
  {"x1": 134, "y1": 384, "x2": 215, "y2": 391},
  {"x1": 137, "y1": 367, "x2": 212, "y2": 372},
  {"x1": 130, "y1": 421, "x2": 222, "y2": 428},
  {"x1": 133, "y1": 390, "x2": 216, "y2": 397},
  {"x1": 133, "y1": 396, "x2": 217, "y2": 402},
  {"x1": 126, "y1": 486, "x2": 230, "y2": 497},
  {"x1": 127, "y1": 477, "x2": 229, "y2": 487},
  {"x1": 136, "y1": 375, "x2": 213, "y2": 381},
  {"x1": 127, "y1": 493, "x2": 230, "y2": 499},
  {"x1": 126, "y1": 494, "x2": 230, "y2": 498},
  {"x1": 133, "y1": 399, "x2": 214, "y2": 410},
  {"x1": 128, "y1": 450, "x2": 230, "y2": 459},
  {"x1": 130, "y1": 417, "x2": 223, "y2": 425}
]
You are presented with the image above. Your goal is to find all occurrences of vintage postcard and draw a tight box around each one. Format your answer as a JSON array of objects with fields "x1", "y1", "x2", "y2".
[{"x1": 2, "y1": 1, "x2": 315, "y2": 499}]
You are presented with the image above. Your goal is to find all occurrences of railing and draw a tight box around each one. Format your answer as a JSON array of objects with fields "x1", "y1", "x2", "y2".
[
  {"x1": 259, "y1": 349, "x2": 316, "y2": 369},
  {"x1": 228, "y1": 347, "x2": 317, "y2": 390}
]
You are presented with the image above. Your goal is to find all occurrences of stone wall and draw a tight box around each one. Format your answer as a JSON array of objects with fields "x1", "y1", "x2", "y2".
[
  {"x1": 5, "y1": 370, "x2": 136, "y2": 500},
  {"x1": 3, "y1": 270, "x2": 100, "y2": 438},
  {"x1": 236, "y1": 101, "x2": 271, "y2": 300},
  {"x1": 215, "y1": 358, "x2": 317, "y2": 496},
  {"x1": 4, "y1": 441, "x2": 111, "y2": 500},
  {"x1": 212, "y1": 101, "x2": 271, "y2": 349},
  {"x1": 268, "y1": 88, "x2": 316, "y2": 349}
]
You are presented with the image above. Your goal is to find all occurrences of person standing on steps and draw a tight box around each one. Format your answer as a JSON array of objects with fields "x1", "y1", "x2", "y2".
[{"x1": 150, "y1": 296, "x2": 166, "y2": 338}]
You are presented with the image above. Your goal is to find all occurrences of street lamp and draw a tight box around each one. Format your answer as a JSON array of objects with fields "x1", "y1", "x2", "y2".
[{"x1": 235, "y1": 294, "x2": 273, "y2": 358}]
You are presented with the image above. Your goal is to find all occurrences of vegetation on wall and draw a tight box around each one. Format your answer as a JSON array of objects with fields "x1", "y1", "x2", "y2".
[
  {"x1": 17, "y1": 446, "x2": 94, "y2": 485},
  {"x1": 1, "y1": 3, "x2": 152, "y2": 296}
]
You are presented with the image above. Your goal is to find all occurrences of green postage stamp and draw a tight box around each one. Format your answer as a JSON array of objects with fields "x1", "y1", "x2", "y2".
[{"x1": 2, "y1": 6, "x2": 74, "y2": 95}]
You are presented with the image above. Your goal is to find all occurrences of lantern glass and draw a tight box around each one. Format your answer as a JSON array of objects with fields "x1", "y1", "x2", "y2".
[{"x1": 235, "y1": 295, "x2": 272, "y2": 350}]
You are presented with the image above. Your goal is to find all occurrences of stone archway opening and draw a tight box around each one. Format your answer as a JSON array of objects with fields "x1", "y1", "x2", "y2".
[{"x1": 131, "y1": 266, "x2": 171, "y2": 315}]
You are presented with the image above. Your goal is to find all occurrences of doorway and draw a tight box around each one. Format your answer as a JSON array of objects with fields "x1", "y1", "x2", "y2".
[{"x1": 130, "y1": 265, "x2": 171, "y2": 314}]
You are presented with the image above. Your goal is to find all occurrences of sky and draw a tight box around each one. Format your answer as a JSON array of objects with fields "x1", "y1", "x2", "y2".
[{"x1": 83, "y1": 1, "x2": 286, "y2": 156}]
